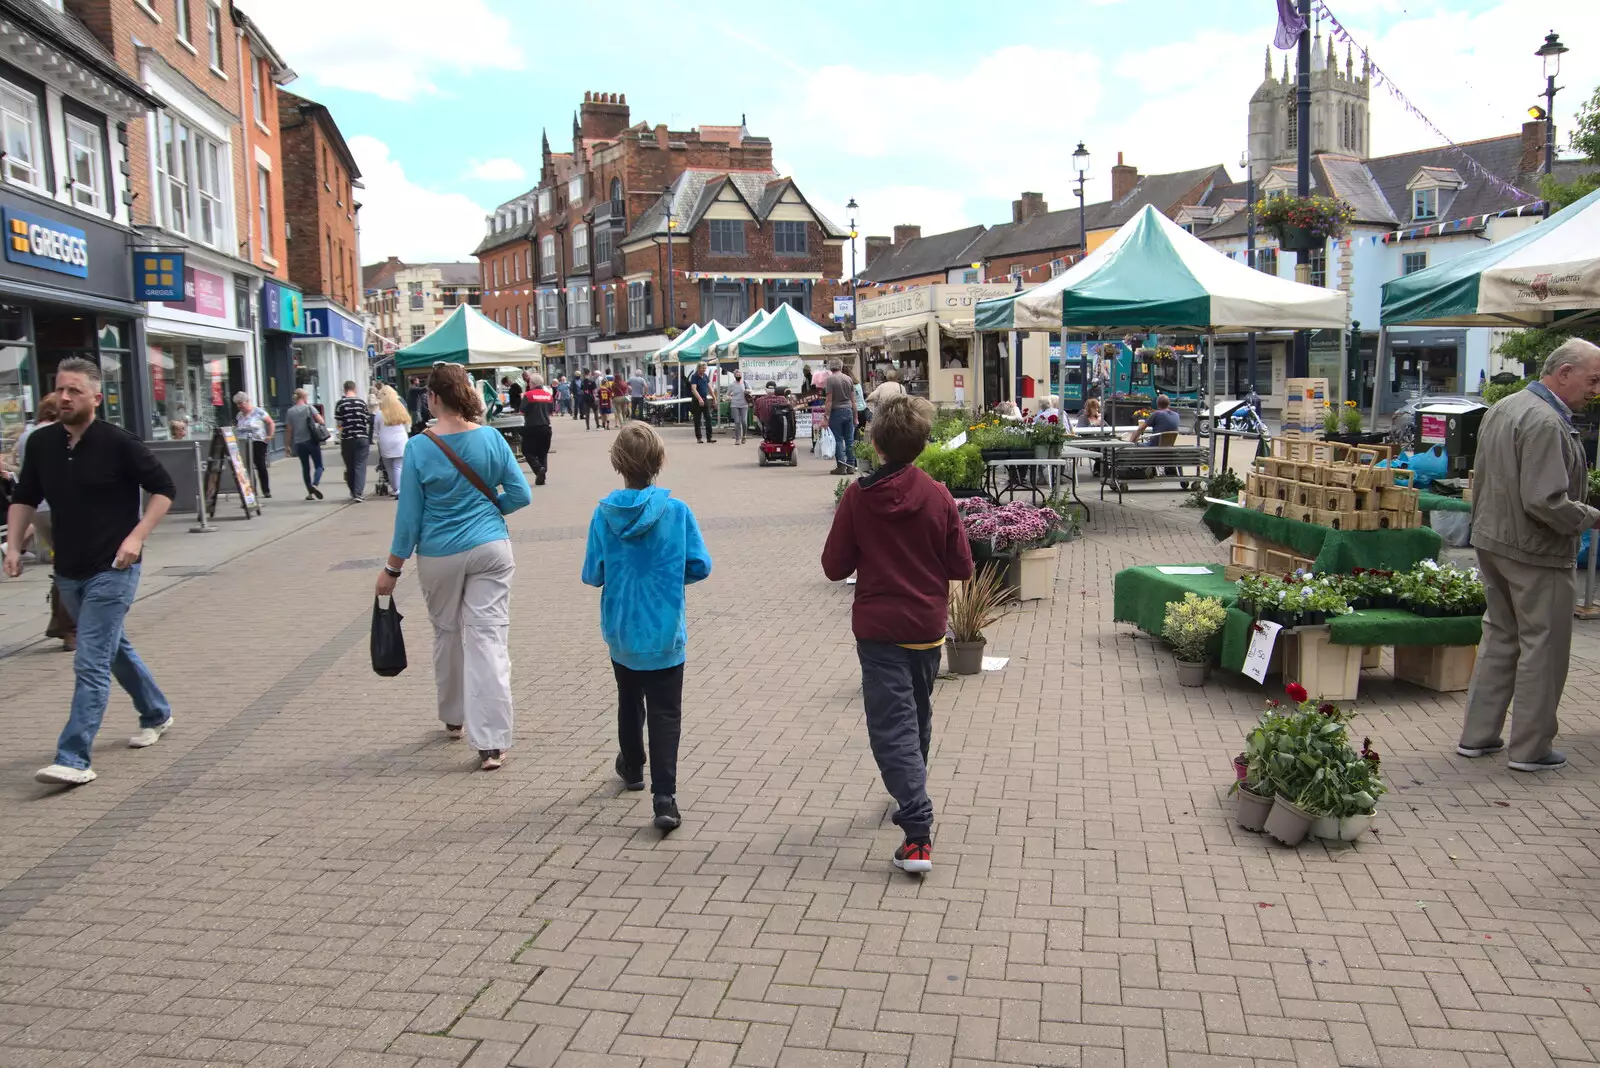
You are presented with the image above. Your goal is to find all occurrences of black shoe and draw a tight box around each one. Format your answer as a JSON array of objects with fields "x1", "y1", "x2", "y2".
[
  {"x1": 311, "y1": 486, "x2": 323, "y2": 500},
  {"x1": 615, "y1": 754, "x2": 644, "y2": 791},
  {"x1": 535, "y1": 474, "x2": 546, "y2": 485},
  {"x1": 653, "y1": 795, "x2": 681, "y2": 831}
]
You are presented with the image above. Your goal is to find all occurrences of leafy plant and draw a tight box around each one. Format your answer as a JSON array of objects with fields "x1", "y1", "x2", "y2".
[
  {"x1": 1184, "y1": 466, "x2": 1245, "y2": 508},
  {"x1": 1029, "y1": 418, "x2": 1067, "y2": 451},
  {"x1": 1253, "y1": 194, "x2": 1356, "y2": 240},
  {"x1": 1322, "y1": 402, "x2": 1341, "y2": 436},
  {"x1": 1495, "y1": 327, "x2": 1600, "y2": 382},
  {"x1": 1162, "y1": 593, "x2": 1227, "y2": 663},
  {"x1": 1340, "y1": 400, "x2": 1363, "y2": 434},
  {"x1": 1482, "y1": 377, "x2": 1529, "y2": 405},
  {"x1": 1044, "y1": 495, "x2": 1084, "y2": 539},
  {"x1": 853, "y1": 437, "x2": 878, "y2": 470},
  {"x1": 915, "y1": 442, "x2": 985, "y2": 489},
  {"x1": 970, "y1": 424, "x2": 1030, "y2": 452},
  {"x1": 1539, "y1": 82, "x2": 1600, "y2": 210},
  {"x1": 1395, "y1": 559, "x2": 1485, "y2": 615},
  {"x1": 833, "y1": 477, "x2": 850, "y2": 507},
  {"x1": 948, "y1": 566, "x2": 1012, "y2": 643},
  {"x1": 1241, "y1": 686, "x2": 1384, "y2": 812}
]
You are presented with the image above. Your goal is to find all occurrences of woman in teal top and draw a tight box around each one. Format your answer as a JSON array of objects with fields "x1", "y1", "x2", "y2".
[{"x1": 377, "y1": 364, "x2": 531, "y2": 771}]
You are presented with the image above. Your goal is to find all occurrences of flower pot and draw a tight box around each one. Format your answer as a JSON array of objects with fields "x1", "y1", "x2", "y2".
[
  {"x1": 1010, "y1": 545, "x2": 1058, "y2": 602},
  {"x1": 1034, "y1": 444, "x2": 1053, "y2": 460},
  {"x1": 1264, "y1": 794, "x2": 1315, "y2": 846},
  {"x1": 1175, "y1": 657, "x2": 1209, "y2": 687},
  {"x1": 1235, "y1": 785, "x2": 1273, "y2": 832},
  {"x1": 947, "y1": 640, "x2": 986, "y2": 675},
  {"x1": 1231, "y1": 754, "x2": 1249, "y2": 781},
  {"x1": 1272, "y1": 224, "x2": 1323, "y2": 252},
  {"x1": 1312, "y1": 812, "x2": 1375, "y2": 842},
  {"x1": 1311, "y1": 815, "x2": 1339, "y2": 840}
]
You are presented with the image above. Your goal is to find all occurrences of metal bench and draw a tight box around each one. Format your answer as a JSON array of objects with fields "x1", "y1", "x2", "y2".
[{"x1": 1102, "y1": 444, "x2": 1209, "y2": 502}]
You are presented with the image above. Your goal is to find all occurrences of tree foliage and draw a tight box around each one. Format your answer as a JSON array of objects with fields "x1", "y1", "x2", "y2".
[{"x1": 1540, "y1": 83, "x2": 1600, "y2": 210}]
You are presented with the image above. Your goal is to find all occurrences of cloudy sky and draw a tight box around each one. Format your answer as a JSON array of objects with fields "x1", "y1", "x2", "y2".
[{"x1": 247, "y1": 0, "x2": 1599, "y2": 267}]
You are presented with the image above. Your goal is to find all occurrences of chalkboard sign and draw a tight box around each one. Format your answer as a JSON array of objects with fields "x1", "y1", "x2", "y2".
[{"x1": 203, "y1": 427, "x2": 260, "y2": 519}]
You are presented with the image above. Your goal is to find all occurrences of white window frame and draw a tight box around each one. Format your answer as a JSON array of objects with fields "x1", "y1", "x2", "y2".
[
  {"x1": 65, "y1": 115, "x2": 104, "y2": 212},
  {"x1": 628, "y1": 280, "x2": 650, "y2": 331},
  {"x1": 525, "y1": 248, "x2": 532, "y2": 277},
  {"x1": 256, "y1": 165, "x2": 272, "y2": 257},
  {"x1": 196, "y1": 136, "x2": 224, "y2": 247},
  {"x1": 568, "y1": 175, "x2": 584, "y2": 203},
  {"x1": 156, "y1": 113, "x2": 191, "y2": 236},
  {"x1": 493, "y1": 260, "x2": 500, "y2": 287},
  {"x1": 205, "y1": 1, "x2": 225, "y2": 74},
  {"x1": 252, "y1": 59, "x2": 264, "y2": 125},
  {"x1": 537, "y1": 188, "x2": 551, "y2": 215},
  {"x1": 538, "y1": 289, "x2": 559, "y2": 334},
  {"x1": 568, "y1": 283, "x2": 591, "y2": 329},
  {"x1": 572, "y1": 225, "x2": 589, "y2": 269},
  {"x1": 540, "y1": 234, "x2": 556, "y2": 277},
  {"x1": 175, "y1": 0, "x2": 191, "y2": 45},
  {"x1": 0, "y1": 78, "x2": 47, "y2": 192}
]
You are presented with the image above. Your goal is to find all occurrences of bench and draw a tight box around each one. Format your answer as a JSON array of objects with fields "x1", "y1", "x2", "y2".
[{"x1": 1102, "y1": 444, "x2": 1209, "y2": 502}]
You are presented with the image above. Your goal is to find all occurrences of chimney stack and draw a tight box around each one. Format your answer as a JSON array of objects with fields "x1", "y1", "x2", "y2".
[
  {"x1": 1111, "y1": 152, "x2": 1140, "y2": 201},
  {"x1": 1521, "y1": 119, "x2": 1549, "y2": 176},
  {"x1": 865, "y1": 235, "x2": 891, "y2": 267},
  {"x1": 892, "y1": 224, "x2": 922, "y2": 245},
  {"x1": 1012, "y1": 191, "x2": 1048, "y2": 223}
]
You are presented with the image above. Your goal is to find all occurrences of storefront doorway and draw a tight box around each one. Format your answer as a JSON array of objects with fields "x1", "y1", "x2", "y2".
[{"x1": 0, "y1": 305, "x2": 135, "y2": 438}]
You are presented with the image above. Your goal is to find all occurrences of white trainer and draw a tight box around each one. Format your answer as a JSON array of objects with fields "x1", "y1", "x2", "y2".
[
  {"x1": 128, "y1": 716, "x2": 174, "y2": 749},
  {"x1": 35, "y1": 764, "x2": 97, "y2": 786}
]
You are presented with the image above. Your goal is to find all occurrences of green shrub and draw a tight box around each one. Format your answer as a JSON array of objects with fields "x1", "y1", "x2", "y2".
[
  {"x1": 916, "y1": 442, "x2": 985, "y2": 489},
  {"x1": 1481, "y1": 377, "x2": 1529, "y2": 405}
]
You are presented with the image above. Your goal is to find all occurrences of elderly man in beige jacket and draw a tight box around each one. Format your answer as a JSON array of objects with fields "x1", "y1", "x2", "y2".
[{"x1": 1458, "y1": 338, "x2": 1600, "y2": 772}]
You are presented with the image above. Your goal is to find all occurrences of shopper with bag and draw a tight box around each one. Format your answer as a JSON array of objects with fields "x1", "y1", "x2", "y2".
[
  {"x1": 376, "y1": 363, "x2": 531, "y2": 771},
  {"x1": 285, "y1": 388, "x2": 327, "y2": 499}
]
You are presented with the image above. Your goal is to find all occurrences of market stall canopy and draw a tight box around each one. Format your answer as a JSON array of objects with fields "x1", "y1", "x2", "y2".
[
  {"x1": 1381, "y1": 186, "x2": 1600, "y2": 328},
  {"x1": 974, "y1": 204, "x2": 1348, "y2": 333},
  {"x1": 730, "y1": 303, "x2": 831, "y2": 357},
  {"x1": 655, "y1": 322, "x2": 706, "y2": 361},
  {"x1": 711, "y1": 308, "x2": 771, "y2": 355},
  {"x1": 672, "y1": 320, "x2": 735, "y2": 361},
  {"x1": 394, "y1": 304, "x2": 543, "y2": 371}
]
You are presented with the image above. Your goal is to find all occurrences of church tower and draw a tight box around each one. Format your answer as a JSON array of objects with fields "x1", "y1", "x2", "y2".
[{"x1": 1247, "y1": 24, "x2": 1371, "y2": 178}]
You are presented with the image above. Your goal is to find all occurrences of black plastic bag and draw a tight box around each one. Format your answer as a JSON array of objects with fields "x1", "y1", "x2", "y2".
[{"x1": 370, "y1": 595, "x2": 407, "y2": 677}]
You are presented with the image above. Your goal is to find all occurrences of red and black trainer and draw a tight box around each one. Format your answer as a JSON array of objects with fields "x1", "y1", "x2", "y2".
[{"x1": 892, "y1": 840, "x2": 932, "y2": 874}]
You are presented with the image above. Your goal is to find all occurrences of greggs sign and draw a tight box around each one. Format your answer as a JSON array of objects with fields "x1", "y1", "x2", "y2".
[{"x1": 4, "y1": 207, "x2": 88, "y2": 277}]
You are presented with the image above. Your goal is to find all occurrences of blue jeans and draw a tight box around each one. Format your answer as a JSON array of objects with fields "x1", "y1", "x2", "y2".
[
  {"x1": 830, "y1": 408, "x2": 856, "y2": 467},
  {"x1": 295, "y1": 440, "x2": 324, "y2": 492},
  {"x1": 53, "y1": 565, "x2": 171, "y2": 770}
]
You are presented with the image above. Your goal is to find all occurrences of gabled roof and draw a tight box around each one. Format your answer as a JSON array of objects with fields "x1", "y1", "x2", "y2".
[
  {"x1": 858, "y1": 225, "x2": 987, "y2": 283},
  {"x1": 1363, "y1": 134, "x2": 1535, "y2": 223},
  {"x1": 621, "y1": 170, "x2": 848, "y2": 246},
  {"x1": 279, "y1": 90, "x2": 361, "y2": 179},
  {"x1": 473, "y1": 219, "x2": 535, "y2": 256},
  {"x1": 1099, "y1": 164, "x2": 1232, "y2": 229}
]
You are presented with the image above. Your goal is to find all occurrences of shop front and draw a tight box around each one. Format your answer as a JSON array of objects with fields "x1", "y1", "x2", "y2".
[
  {"x1": 0, "y1": 188, "x2": 145, "y2": 453},
  {"x1": 143, "y1": 256, "x2": 258, "y2": 442},
  {"x1": 260, "y1": 279, "x2": 306, "y2": 421},
  {"x1": 295, "y1": 303, "x2": 367, "y2": 406},
  {"x1": 589, "y1": 334, "x2": 667, "y2": 383}
]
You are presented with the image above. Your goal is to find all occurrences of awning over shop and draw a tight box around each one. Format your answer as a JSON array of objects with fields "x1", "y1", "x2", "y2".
[
  {"x1": 394, "y1": 304, "x2": 543, "y2": 371},
  {"x1": 975, "y1": 204, "x2": 1348, "y2": 333},
  {"x1": 1381, "y1": 186, "x2": 1600, "y2": 327}
]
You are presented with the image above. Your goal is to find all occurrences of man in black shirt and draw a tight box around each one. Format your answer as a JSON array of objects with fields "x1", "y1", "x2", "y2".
[
  {"x1": 4, "y1": 358, "x2": 176, "y2": 786},
  {"x1": 334, "y1": 380, "x2": 371, "y2": 502},
  {"x1": 519, "y1": 373, "x2": 555, "y2": 485}
]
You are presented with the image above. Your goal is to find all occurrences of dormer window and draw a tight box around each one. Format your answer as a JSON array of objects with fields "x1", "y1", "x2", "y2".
[{"x1": 1413, "y1": 188, "x2": 1438, "y2": 221}]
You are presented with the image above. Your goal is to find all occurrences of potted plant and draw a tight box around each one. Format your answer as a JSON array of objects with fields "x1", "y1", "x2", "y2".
[
  {"x1": 1162, "y1": 592, "x2": 1227, "y2": 686},
  {"x1": 1030, "y1": 417, "x2": 1067, "y2": 459},
  {"x1": 853, "y1": 437, "x2": 878, "y2": 475},
  {"x1": 1306, "y1": 737, "x2": 1386, "y2": 841},
  {"x1": 1321, "y1": 402, "x2": 1340, "y2": 438},
  {"x1": 1253, "y1": 194, "x2": 1355, "y2": 251},
  {"x1": 1340, "y1": 400, "x2": 1363, "y2": 435},
  {"x1": 1260, "y1": 684, "x2": 1324, "y2": 846},
  {"x1": 915, "y1": 442, "x2": 987, "y2": 498},
  {"x1": 1233, "y1": 703, "x2": 1292, "y2": 831},
  {"x1": 947, "y1": 565, "x2": 1010, "y2": 674},
  {"x1": 958, "y1": 498, "x2": 1067, "y2": 601}
]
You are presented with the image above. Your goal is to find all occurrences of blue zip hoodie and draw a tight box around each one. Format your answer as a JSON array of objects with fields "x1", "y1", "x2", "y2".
[{"x1": 581, "y1": 485, "x2": 712, "y2": 670}]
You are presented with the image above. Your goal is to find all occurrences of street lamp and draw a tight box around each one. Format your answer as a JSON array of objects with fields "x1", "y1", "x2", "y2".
[
  {"x1": 846, "y1": 197, "x2": 858, "y2": 336},
  {"x1": 1536, "y1": 31, "x2": 1568, "y2": 215},
  {"x1": 1071, "y1": 141, "x2": 1091, "y2": 253},
  {"x1": 1240, "y1": 149, "x2": 1258, "y2": 400},
  {"x1": 663, "y1": 184, "x2": 676, "y2": 330}
]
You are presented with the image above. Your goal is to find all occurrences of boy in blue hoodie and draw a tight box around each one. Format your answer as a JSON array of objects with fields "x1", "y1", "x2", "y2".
[{"x1": 582, "y1": 423, "x2": 712, "y2": 831}]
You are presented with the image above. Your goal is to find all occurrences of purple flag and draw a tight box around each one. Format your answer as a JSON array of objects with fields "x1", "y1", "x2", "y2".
[{"x1": 1274, "y1": 0, "x2": 1306, "y2": 49}]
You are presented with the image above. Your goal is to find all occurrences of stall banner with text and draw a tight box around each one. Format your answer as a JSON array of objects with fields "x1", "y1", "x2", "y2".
[{"x1": 739, "y1": 357, "x2": 805, "y2": 393}]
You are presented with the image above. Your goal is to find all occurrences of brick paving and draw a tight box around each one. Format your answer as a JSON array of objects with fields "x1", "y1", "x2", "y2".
[{"x1": 2, "y1": 422, "x2": 1599, "y2": 1068}]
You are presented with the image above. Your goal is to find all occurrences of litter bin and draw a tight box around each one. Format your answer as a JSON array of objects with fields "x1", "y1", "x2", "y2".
[{"x1": 1414, "y1": 399, "x2": 1487, "y2": 477}]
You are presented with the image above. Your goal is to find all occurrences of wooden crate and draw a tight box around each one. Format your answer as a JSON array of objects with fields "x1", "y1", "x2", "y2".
[
  {"x1": 1319, "y1": 487, "x2": 1357, "y2": 513},
  {"x1": 1361, "y1": 646, "x2": 1383, "y2": 670},
  {"x1": 1285, "y1": 628, "x2": 1361, "y2": 701},
  {"x1": 1393, "y1": 644, "x2": 1477, "y2": 692},
  {"x1": 1263, "y1": 547, "x2": 1316, "y2": 574},
  {"x1": 1316, "y1": 508, "x2": 1357, "y2": 531}
]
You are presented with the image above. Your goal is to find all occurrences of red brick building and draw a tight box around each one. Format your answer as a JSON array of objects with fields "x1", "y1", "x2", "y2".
[{"x1": 475, "y1": 92, "x2": 847, "y2": 379}]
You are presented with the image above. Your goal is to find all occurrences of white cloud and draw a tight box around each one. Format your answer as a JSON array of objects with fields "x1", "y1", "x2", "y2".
[
  {"x1": 351, "y1": 136, "x2": 489, "y2": 262},
  {"x1": 246, "y1": 0, "x2": 523, "y2": 101},
  {"x1": 464, "y1": 158, "x2": 528, "y2": 182}
]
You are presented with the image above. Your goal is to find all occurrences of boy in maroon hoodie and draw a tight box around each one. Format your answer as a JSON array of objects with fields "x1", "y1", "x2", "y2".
[{"x1": 821, "y1": 395, "x2": 974, "y2": 874}]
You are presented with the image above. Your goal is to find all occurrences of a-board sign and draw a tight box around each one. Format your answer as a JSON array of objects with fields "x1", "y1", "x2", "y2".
[{"x1": 204, "y1": 426, "x2": 259, "y2": 519}]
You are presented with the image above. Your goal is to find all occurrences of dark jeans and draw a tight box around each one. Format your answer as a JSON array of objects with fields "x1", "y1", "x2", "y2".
[
  {"x1": 522, "y1": 425, "x2": 551, "y2": 482},
  {"x1": 341, "y1": 437, "x2": 370, "y2": 497},
  {"x1": 613, "y1": 660, "x2": 683, "y2": 797},
  {"x1": 294, "y1": 440, "x2": 323, "y2": 492},
  {"x1": 631, "y1": 394, "x2": 646, "y2": 420},
  {"x1": 829, "y1": 408, "x2": 856, "y2": 467},
  {"x1": 249, "y1": 439, "x2": 270, "y2": 496},
  {"x1": 857, "y1": 641, "x2": 939, "y2": 839},
  {"x1": 693, "y1": 402, "x2": 716, "y2": 441}
]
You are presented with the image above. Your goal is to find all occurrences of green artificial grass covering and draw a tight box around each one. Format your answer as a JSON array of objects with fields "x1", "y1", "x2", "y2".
[
  {"x1": 1201, "y1": 503, "x2": 1443, "y2": 573},
  {"x1": 1112, "y1": 564, "x2": 1483, "y2": 674},
  {"x1": 1418, "y1": 491, "x2": 1472, "y2": 514}
]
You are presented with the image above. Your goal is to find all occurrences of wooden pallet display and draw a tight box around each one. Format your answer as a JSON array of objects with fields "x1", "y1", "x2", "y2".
[{"x1": 1228, "y1": 531, "x2": 1315, "y2": 574}]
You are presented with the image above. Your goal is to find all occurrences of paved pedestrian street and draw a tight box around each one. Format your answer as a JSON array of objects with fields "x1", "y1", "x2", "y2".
[{"x1": 3, "y1": 424, "x2": 1600, "y2": 1068}]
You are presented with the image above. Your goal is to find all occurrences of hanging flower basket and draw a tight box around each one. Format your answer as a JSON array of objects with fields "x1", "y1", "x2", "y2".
[{"x1": 1254, "y1": 194, "x2": 1355, "y2": 249}]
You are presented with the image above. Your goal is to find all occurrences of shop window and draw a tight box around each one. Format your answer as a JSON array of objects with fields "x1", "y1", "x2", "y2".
[
  {"x1": 572, "y1": 225, "x2": 589, "y2": 269},
  {"x1": 702, "y1": 281, "x2": 745, "y2": 326},
  {"x1": 65, "y1": 116, "x2": 104, "y2": 212},
  {"x1": 709, "y1": 219, "x2": 745, "y2": 254},
  {"x1": 0, "y1": 78, "x2": 47, "y2": 192},
  {"x1": 766, "y1": 281, "x2": 808, "y2": 314},
  {"x1": 0, "y1": 305, "x2": 34, "y2": 456},
  {"x1": 772, "y1": 221, "x2": 807, "y2": 255},
  {"x1": 1402, "y1": 251, "x2": 1428, "y2": 275}
]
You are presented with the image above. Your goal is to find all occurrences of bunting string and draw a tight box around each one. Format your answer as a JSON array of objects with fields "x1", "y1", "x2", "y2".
[{"x1": 1312, "y1": 0, "x2": 1537, "y2": 202}]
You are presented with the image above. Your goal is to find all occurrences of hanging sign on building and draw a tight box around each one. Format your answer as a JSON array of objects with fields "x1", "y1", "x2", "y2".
[
  {"x1": 305, "y1": 307, "x2": 365, "y2": 349},
  {"x1": 832, "y1": 296, "x2": 854, "y2": 321},
  {"x1": 261, "y1": 280, "x2": 305, "y2": 333},
  {"x1": 133, "y1": 251, "x2": 183, "y2": 300},
  {"x1": 4, "y1": 207, "x2": 88, "y2": 277}
]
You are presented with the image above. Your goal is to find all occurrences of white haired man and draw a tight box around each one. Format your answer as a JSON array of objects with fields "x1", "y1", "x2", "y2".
[{"x1": 1458, "y1": 338, "x2": 1600, "y2": 772}]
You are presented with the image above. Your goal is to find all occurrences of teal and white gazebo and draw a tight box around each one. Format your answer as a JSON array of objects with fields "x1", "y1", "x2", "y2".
[
  {"x1": 671, "y1": 320, "x2": 735, "y2": 362},
  {"x1": 711, "y1": 308, "x2": 771, "y2": 358},
  {"x1": 394, "y1": 304, "x2": 543, "y2": 371},
  {"x1": 729, "y1": 303, "x2": 832, "y2": 357},
  {"x1": 655, "y1": 322, "x2": 707, "y2": 363},
  {"x1": 975, "y1": 204, "x2": 1347, "y2": 333}
]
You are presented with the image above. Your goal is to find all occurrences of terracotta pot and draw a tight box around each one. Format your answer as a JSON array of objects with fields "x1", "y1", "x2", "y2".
[
  {"x1": 1264, "y1": 794, "x2": 1315, "y2": 846},
  {"x1": 1235, "y1": 785, "x2": 1273, "y2": 832},
  {"x1": 1175, "y1": 658, "x2": 1208, "y2": 687},
  {"x1": 947, "y1": 640, "x2": 986, "y2": 676}
]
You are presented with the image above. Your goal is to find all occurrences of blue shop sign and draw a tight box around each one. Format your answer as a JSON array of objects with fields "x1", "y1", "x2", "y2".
[
  {"x1": 261, "y1": 279, "x2": 304, "y2": 333},
  {"x1": 305, "y1": 307, "x2": 364, "y2": 349},
  {"x1": 133, "y1": 251, "x2": 184, "y2": 300},
  {"x1": 4, "y1": 207, "x2": 88, "y2": 277}
]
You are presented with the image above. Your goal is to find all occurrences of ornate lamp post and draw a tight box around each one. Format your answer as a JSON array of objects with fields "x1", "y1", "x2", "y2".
[
  {"x1": 1071, "y1": 141, "x2": 1091, "y2": 252},
  {"x1": 1536, "y1": 31, "x2": 1569, "y2": 218},
  {"x1": 845, "y1": 197, "x2": 858, "y2": 343},
  {"x1": 663, "y1": 184, "x2": 676, "y2": 330}
]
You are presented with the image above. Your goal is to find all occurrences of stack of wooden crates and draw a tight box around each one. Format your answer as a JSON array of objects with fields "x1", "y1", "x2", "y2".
[
  {"x1": 1242, "y1": 440, "x2": 1422, "y2": 533},
  {"x1": 1280, "y1": 377, "x2": 1329, "y2": 442}
]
